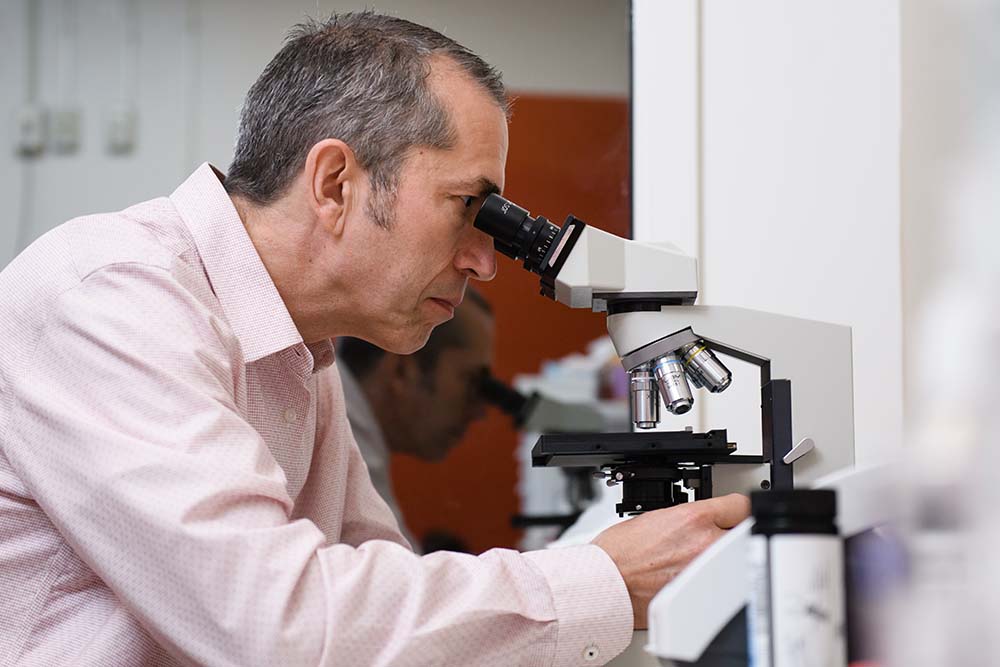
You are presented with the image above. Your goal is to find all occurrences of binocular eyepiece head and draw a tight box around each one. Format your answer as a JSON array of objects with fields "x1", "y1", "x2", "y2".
[{"x1": 474, "y1": 194, "x2": 561, "y2": 275}]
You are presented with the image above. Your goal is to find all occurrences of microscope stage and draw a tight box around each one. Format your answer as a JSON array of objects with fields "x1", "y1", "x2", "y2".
[{"x1": 531, "y1": 429, "x2": 756, "y2": 468}]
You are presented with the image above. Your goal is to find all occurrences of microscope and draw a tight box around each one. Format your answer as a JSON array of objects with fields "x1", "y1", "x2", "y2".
[
  {"x1": 473, "y1": 194, "x2": 885, "y2": 667},
  {"x1": 473, "y1": 193, "x2": 855, "y2": 510}
]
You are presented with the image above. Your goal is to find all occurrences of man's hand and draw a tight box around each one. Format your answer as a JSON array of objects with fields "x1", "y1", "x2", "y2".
[{"x1": 592, "y1": 494, "x2": 750, "y2": 630}]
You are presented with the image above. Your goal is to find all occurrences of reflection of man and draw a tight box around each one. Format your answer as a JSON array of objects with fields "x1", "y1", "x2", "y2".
[
  {"x1": 338, "y1": 290, "x2": 494, "y2": 548},
  {"x1": 0, "y1": 11, "x2": 749, "y2": 666}
]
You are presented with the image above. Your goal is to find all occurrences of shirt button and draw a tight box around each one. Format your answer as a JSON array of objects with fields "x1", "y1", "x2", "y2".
[
  {"x1": 583, "y1": 645, "x2": 600, "y2": 662},
  {"x1": 283, "y1": 408, "x2": 298, "y2": 423}
]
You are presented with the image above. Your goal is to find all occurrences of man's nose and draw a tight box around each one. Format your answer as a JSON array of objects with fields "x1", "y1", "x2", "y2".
[{"x1": 456, "y1": 227, "x2": 497, "y2": 281}]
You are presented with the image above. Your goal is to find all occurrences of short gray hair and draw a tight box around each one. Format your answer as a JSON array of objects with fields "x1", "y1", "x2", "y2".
[{"x1": 225, "y1": 11, "x2": 508, "y2": 224}]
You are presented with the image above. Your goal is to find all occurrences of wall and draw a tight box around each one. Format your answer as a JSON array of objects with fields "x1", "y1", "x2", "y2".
[
  {"x1": 0, "y1": 1, "x2": 28, "y2": 265},
  {"x1": 633, "y1": 0, "x2": 903, "y2": 468},
  {"x1": 900, "y1": 0, "x2": 1000, "y2": 417},
  {"x1": 191, "y1": 0, "x2": 630, "y2": 169},
  {"x1": 0, "y1": 0, "x2": 629, "y2": 266}
]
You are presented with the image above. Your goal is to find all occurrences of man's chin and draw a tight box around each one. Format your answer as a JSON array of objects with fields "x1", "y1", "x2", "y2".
[{"x1": 378, "y1": 324, "x2": 435, "y2": 355}]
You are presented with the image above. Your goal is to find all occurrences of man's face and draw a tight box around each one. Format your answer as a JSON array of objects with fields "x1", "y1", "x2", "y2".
[
  {"x1": 344, "y1": 60, "x2": 507, "y2": 355},
  {"x1": 397, "y1": 304, "x2": 495, "y2": 462}
]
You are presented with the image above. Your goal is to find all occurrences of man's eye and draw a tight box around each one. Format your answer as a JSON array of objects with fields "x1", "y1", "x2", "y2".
[{"x1": 460, "y1": 195, "x2": 475, "y2": 209}]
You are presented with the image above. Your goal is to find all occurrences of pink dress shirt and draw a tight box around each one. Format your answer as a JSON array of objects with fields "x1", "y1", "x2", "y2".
[{"x1": 0, "y1": 164, "x2": 633, "y2": 666}]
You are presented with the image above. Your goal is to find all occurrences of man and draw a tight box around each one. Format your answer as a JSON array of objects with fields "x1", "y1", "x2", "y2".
[
  {"x1": 0, "y1": 12, "x2": 748, "y2": 666},
  {"x1": 337, "y1": 290, "x2": 495, "y2": 549}
]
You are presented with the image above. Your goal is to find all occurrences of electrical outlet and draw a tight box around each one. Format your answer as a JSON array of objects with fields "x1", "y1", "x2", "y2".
[
  {"x1": 51, "y1": 108, "x2": 82, "y2": 154},
  {"x1": 16, "y1": 106, "x2": 47, "y2": 157},
  {"x1": 107, "y1": 106, "x2": 137, "y2": 155}
]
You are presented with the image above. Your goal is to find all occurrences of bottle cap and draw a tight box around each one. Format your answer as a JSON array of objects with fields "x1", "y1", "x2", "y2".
[{"x1": 751, "y1": 489, "x2": 838, "y2": 535}]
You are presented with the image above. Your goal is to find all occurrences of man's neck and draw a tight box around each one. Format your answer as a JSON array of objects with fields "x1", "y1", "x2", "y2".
[{"x1": 232, "y1": 194, "x2": 351, "y2": 344}]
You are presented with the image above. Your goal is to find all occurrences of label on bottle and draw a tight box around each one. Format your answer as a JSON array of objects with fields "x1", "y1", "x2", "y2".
[
  {"x1": 747, "y1": 535, "x2": 773, "y2": 667},
  {"x1": 769, "y1": 535, "x2": 846, "y2": 667}
]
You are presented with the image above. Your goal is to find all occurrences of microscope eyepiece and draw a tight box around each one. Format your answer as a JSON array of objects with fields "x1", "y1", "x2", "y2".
[{"x1": 474, "y1": 194, "x2": 561, "y2": 275}]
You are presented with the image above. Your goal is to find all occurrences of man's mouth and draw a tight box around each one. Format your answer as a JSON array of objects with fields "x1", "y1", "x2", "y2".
[{"x1": 429, "y1": 298, "x2": 456, "y2": 316}]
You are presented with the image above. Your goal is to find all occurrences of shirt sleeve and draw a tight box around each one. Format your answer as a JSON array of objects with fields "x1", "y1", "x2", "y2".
[{"x1": 4, "y1": 263, "x2": 633, "y2": 667}]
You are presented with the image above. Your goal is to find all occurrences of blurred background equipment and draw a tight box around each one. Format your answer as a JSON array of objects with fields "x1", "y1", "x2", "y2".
[
  {"x1": 479, "y1": 337, "x2": 631, "y2": 550},
  {"x1": 886, "y1": 0, "x2": 1000, "y2": 666}
]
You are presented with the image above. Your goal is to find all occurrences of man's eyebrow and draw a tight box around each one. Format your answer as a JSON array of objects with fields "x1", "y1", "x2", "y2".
[
  {"x1": 453, "y1": 177, "x2": 501, "y2": 199},
  {"x1": 477, "y1": 178, "x2": 502, "y2": 198}
]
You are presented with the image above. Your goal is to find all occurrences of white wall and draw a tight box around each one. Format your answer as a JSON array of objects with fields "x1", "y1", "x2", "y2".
[
  {"x1": 900, "y1": 0, "x2": 1000, "y2": 417},
  {"x1": 634, "y1": 0, "x2": 903, "y2": 467},
  {"x1": 193, "y1": 0, "x2": 630, "y2": 168},
  {"x1": 24, "y1": 0, "x2": 194, "y2": 246},
  {"x1": 0, "y1": 1, "x2": 29, "y2": 264},
  {"x1": 0, "y1": 0, "x2": 629, "y2": 267}
]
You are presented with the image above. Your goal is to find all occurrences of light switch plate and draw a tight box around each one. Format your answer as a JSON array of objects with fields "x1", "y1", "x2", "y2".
[
  {"x1": 51, "y1": 108, "x2": 82, "y2": 154},
  {"x1": 107, "y1": 106, "x2": 137, "y2": 155},
  {"x1": 16, "y1": 106, "x2": 47, "y2": 157}
]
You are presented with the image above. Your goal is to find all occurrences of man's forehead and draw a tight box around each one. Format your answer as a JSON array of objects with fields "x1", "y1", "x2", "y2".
[
  {"x1": 426, "y1": 60, "x2": 508, "y2": 178},
  {"x1": 446, "y1": 123, "x2": 507, "y2": 192}
]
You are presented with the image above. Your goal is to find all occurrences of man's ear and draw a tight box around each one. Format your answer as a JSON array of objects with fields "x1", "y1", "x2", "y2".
[{"x1": 303, "y1": 138, "x2": 359, "y2": 237}]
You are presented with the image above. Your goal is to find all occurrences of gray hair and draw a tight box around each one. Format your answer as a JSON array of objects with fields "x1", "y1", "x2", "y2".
[{"x1": 224, "y1": 11, "x2": 508, "y2": 226}]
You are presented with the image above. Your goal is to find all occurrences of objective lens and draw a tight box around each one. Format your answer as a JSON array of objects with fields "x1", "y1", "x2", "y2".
[
  {"x1": 474, "y1": 194, "x2": 560, "y2": 274},
  {"x1": 679, "y1": 342, "x2": 732, "y2": 393},
  {"x1": 686, "y1": 366, "x2": 704, "y2": 389},
  {"x1": 652, "y1": 354, "x2": 694, "y2": 415},
  {"x1": 629, "y1": 366, "x2": 660, "y2": 429}
]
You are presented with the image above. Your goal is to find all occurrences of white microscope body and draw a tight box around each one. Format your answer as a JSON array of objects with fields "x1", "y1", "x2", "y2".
[
  {"x1": 551, "y1": 221, "x2": 855, "y2": 492},
  {"x1": 472, "y1": 195, "x2": 862, "y2": 666}
]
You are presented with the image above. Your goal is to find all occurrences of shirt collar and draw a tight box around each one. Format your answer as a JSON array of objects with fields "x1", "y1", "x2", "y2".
[
  {"x1": 170, "y1": 162, "x2": 306, "y2": 365},
  {"x1": 307, "y1": 340, "x2": 337, "y2": 373}
]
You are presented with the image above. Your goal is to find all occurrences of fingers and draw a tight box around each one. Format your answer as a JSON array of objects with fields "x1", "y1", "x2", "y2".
[{"x1": 699, "y1": 493, "x2": 751, "y2": 529}]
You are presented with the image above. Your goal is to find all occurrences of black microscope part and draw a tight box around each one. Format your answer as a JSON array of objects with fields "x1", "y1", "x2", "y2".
[
  {"x1": 479, "y1": 372, "x2": 528, "y2": 418},
  {"x1": 474, "y1": 194, "x2": 561, "y2": 275}
]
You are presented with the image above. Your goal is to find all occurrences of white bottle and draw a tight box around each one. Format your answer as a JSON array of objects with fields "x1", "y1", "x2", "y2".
[{"x1": 747, "y1": 489, "x2": 846, "y2": 667}]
